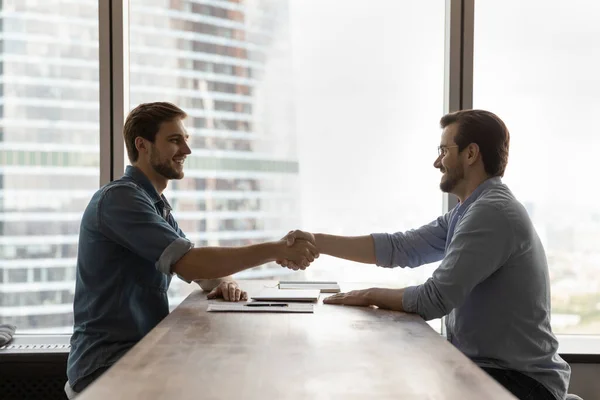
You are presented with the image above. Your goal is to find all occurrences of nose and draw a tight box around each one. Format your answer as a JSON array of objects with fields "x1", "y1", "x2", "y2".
[
  {"x1": 433, "y1": 154, "x2": 442, "y2": 169},
  {"x1": 182, "y1": 141, "x2": 192, "y2": 155}
]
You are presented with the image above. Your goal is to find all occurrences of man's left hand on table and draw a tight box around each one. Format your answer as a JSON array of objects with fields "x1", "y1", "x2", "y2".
[{"x1": 207, "y1": 280, "x2": 248, "y2": 302}]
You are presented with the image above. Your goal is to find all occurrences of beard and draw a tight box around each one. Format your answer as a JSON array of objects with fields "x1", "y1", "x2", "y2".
[
  {"x1": 439, "y1": 165, "x2": 464, "y2": 193},
  {"x1": 150, "y1": 147, "x2": 184, "y2": 180}
]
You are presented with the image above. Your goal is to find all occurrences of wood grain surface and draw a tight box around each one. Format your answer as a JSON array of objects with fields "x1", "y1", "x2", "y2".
[{"x1": 78, "y1": 281, "x2": 515, "y2": 400}]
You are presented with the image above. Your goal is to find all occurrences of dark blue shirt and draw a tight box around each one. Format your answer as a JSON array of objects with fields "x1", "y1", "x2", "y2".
[{"x1": 67, "y1": 166, "x2": 193, "y2": 390}]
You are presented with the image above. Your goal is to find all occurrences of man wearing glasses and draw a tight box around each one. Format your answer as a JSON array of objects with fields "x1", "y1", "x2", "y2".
[{"x1": 280, "y1": 110, "x2": 570, "y2": 400}]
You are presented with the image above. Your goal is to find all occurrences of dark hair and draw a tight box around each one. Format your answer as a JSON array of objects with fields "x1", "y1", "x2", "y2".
[
  {"x1": 123, "y1": 102, "x2": 187, "y2": 162},
  {"x1": 440, "y1": 109, "x2": 510, "y2": 177}
]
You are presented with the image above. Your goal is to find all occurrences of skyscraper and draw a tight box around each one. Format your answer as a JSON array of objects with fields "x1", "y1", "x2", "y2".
[{"x1": 0, "y1": 0, "x2": 299, "y2": 332}]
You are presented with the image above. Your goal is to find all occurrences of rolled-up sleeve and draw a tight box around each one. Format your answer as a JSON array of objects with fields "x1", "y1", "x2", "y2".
[
  {"x1": 97, "y1": 184, "x2": 194, "y2": 276},
  {"x1": 402, "y1": 204, "x2": 514, "y2": 320},
  {"x1": 155, "y1": 237, "x2": 194, "y2": 275},
  {"x1": 371, "y1": 212, "x2": 451, "y2": 268}
]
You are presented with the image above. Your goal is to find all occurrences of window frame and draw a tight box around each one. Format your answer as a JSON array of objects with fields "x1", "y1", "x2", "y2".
[{"x1": 5, "y1": 0, "x2": 596, "y2": 350}]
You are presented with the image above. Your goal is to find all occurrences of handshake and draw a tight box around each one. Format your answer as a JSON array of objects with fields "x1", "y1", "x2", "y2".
[{"x1": 276, "y1": 230, "x2": 319, "y2": 270}]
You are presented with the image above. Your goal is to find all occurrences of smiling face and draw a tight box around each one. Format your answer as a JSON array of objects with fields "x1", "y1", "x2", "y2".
[
  {"x1": 147, "y1": 118, "x2": 191, "y2": 180},
  {"x1": 433, "y1": 122, "x2": 465, "y2": 194}
]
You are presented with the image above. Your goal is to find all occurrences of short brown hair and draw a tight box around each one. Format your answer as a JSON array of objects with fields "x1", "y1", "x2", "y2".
[
  {"x1": 123, "y1": 102, "x2": 187, "y2": 162},
  {"x1": 440, "y1": 109, "x2": 510, "y2": 177}
]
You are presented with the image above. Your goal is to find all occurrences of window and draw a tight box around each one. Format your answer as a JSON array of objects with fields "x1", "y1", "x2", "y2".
[
  {"x1": 290, "y1": 0, "x2": 444, "y2": 288},
  {"x1": 129, "y1": 0, "x2": 445, "y2": 334},
  {"x1": 3, "y1": 0, "x2": 593, "y2": 339},
  {"x1": 130, "y1": 0, "x2": 302, "y2": 305},
  {"x1": 0, "y1": 0, "x2": 99, "y2": 333},
  {"x1": 8, "y1": 268, "x2": 28, "y2": 283},
  {"x1": 473, "y1": 0, "x2": 600, "y2": 334}
]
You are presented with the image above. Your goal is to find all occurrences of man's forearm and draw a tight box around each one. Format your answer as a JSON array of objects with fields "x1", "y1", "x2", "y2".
[
  {"x1": 314, "y1": 234, "x2": 377, "y2": 264},
  {"x1": 173, "y1": 242, "x2": 283, "y2": 281},
  {"x1": 367, "y1": 287, "x2": 407, "y2": 312}
]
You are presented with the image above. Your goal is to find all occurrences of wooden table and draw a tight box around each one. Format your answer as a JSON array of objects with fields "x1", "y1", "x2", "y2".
[{"x1": 79, "y1": 281, "x2": 515, "y2": 399}]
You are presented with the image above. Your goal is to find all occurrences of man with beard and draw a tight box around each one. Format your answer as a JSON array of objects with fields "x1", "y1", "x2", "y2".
[
  {"x1": 65, "y1": 102, "x2": 317, "y2": 398},
  {"x1": 279, "y1": 110, "x2": 570, "y2": 400}
]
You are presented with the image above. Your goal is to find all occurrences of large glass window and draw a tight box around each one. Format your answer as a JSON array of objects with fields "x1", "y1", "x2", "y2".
[
  {"x1": 129, "y1": 0, "x2": 445, "y2": 330},
  {"x1": 474, "y1": 0, "x2": 600, "y2": 334},
  {"x1": 0, "y1": 0, "x2": 99, "y2": 333},
  {"x1": 129, "y1": 0, "x2": 303, "y2": 306},
  {"x1": 5, "y1": 0, "x2": 595, "y2": 339},
  {"x1": 290, "y1": 0, "x2": 444, "y2": 287}
]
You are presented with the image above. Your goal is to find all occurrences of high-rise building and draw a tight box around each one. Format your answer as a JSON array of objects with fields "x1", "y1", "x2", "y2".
[{"x1": 0, "y1": 0, "x2": 299, "y2": 332}]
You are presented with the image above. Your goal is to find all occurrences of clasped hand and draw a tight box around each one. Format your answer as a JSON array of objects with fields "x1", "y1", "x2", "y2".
[{"x1": 277, "y1": 230, "x2": 319, "y2": 270}]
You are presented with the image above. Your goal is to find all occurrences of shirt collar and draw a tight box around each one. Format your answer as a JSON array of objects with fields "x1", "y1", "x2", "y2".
[
  {"x1": 124, "y1": 165, "x2": 172, "y2": 211},
  {"x1": 457, "y1": 176, "x2": 502, "y2": 213}
]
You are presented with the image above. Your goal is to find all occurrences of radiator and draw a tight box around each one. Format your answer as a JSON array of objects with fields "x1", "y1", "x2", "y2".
[{"x1": 0, "y1": 334, "x2": 71, "y2": 400}]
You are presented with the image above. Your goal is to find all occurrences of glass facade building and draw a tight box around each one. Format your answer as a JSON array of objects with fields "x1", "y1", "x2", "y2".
[{"x1": 0, "y1": 0, "x2": 300, "y2": 332}]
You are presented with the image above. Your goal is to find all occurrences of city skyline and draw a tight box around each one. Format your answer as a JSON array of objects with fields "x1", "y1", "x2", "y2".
[
  {"x1": 0, "y1": 0, "x2": 302, "y2": 332},
  {"x1": 0, "y1": 0, "x2": 598, "y2": 335}
]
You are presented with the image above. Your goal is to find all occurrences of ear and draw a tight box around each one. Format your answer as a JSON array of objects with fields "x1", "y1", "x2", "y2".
[
  {"x1": 135, "y1": 137, "x2": 148, "y2": 155},
  {"x1": 466, "y1": 143, "x2": 480, "y2": 166}
]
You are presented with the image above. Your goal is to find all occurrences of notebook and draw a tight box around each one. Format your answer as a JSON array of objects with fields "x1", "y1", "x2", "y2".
[
  {"x1": 250, "y1": 288, "x2": 320, "y2": 302},
  {"x1": 207, "y1": 302, "x2": 314, "y2": 313},
  {"x1": 278, "y1": 281, "x2": 341, "y2": 293}
]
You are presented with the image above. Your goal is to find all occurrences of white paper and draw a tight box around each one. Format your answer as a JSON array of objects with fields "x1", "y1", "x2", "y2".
[
  {"x1": 207, "y1": 302, "x2": 314, "y2": 313},
  {"x1": 279, "y1": 281, "x2": 341, "y2": 293},
  {"x1": 251, "y1": 289, "x2": 320, "y2": 302}
]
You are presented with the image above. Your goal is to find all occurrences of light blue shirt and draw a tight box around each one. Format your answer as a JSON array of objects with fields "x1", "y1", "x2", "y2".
[{"x1": 372, "y1": 177, "x2": 570, "y2": 400}]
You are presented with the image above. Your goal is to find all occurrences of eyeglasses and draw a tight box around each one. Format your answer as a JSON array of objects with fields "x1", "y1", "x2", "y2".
[{"x1": 437, "y1": 145, "x2": 459, "y2": 157}]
